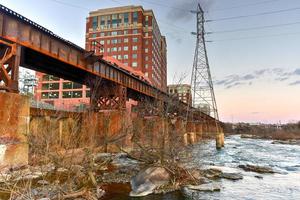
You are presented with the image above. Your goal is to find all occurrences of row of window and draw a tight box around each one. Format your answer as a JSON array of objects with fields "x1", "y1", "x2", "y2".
[
  {"x1": 42, "y1": 75, "x2": 59, "y2": 81},
  {"x1": 41, "y1": 82, "x2": 83, "y2": 90},
  {"x1": 41, "y1": 90, "x2": 91, "y2": 99},
  {"x1": 92, "y1": 29, "x2": 140, "y2": 37},
  {"x1": 92, "y1": 12, "x2": 139, "y2": 30},
  {"x1": 106, "y1": 45, "x2": 138, "y2": 52},
  {"x1": 100, "y1": 37, "x2": 139, "y2": 45},
  {"x1": 110, "y1": 54, "x2": 138, "y2": 60}
]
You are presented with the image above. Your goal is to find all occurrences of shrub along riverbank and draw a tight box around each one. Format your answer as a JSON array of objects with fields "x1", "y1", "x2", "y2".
[{"x1": 222, "y1": 122, "x2": 300, "y2": 140}]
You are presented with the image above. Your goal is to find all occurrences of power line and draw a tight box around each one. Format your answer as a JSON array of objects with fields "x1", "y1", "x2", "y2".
[
  {"x1": 207, "y1": 6, "x2": 300, "y2": 22},
  {"x1": 139, "y1": 0, "x2": 191, "y2": 12},
  {"x1": 208, "y1": 20, "x2": 300, "y2": 34},
  {"x1": 48, "y1": 0, "x2": 89, "y2": 11},
  {"x1": 208, "y1": 0, "x2": 282, "y2": 12},
  {"x1": 209, "y1": 31, "x2": 300, "y2": 42}
]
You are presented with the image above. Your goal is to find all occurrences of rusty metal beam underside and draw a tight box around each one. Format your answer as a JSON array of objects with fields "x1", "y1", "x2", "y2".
[{"x1": 0, "y1": 4, "x2": 217, "y2": 122}]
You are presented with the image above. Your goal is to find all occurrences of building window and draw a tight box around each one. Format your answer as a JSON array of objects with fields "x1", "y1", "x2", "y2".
[
  {"x1": 132, "y1": 46, "x2": 138, "y2": 51},
  {"x1": 133, "y1": 37, "x2": 138, "y2": 42},
  {"x1": 124, "y1": 46, "x2": 128, "y2": 51},
  {"x1": 42, "y1": 75, "x2": 59, "y2": 81},
  {"x1": 145, "y1": 64, "x2": 148, "y2": 69},
  {"x1": 107, "y1": 40, "x2": 110, "y2": 44},
  {"x1": 118, "y1": 47, "x2": 122, "y2": 51},
  {"x1": 100, "y1": 32, "x2": 105, "y2": 37},
  {"x1": 124, "y1": 38, "x2": 128, "y2": 43},
  {"x1": 132, "y1": 29, "x2": 138, "y2": 34},
  {"x1": 111, "y1": 39, "x2": 118, "y2": 44},
  {"x1": 124, "y1": 12, "x2": 129, "y2": 23},
  {"x1": 92, "y1": 16, "x2": 98, "y2": 30},
  {"x1": 63, "y1": 82, "x2": 82, "y2": 89},
  {"x1": 42, "y1": 83, "x2": 59, "y2": 90},
  {"x1": 92, "y1": 34, "x2": 97, "y2": 38},
  {"x1": 124, "y1": 55, "x2": 128, "y2": 59},
  {"x1": 86, "y1": 90, "x2": 90, "y2": 98},
  {"x1": 117, "y1": 55, "x2": 122, "y2": 59},
  {"x1": 107, "y1": 48, "x2": 110, "y2": 52},
  {"x1": 145, "y1": 56, "x2": 148, "y2": 61},
  {"x1": 133, "y1": 11, "x2": 138, "y2": 23},
  {"x1": 111, "y1": 47, "x2": 117, "y2": 52},
  {"x1": 42, "y1": 92, "x2": 59, "y2": 99},
  {"x1": 73, "y1": 91, "x2": 82, "y2": 98},
  {"x1": 132, "y1": 54, "x2": 137, "y2": 59},
  {"x1": 63, "y1": 82, "x2": 72, "y2": 89},
  {"x1": 145, "y1": 72, "x2": 148, "y2": 77},
  {"x1": 112, "y1": 31, "x2": 118, "y2": 36},
  {"x1": 112, "y1": 14, "x2": 118, "y2": 28},
  {"x1": 124, "y1": 30, "x2": 128, "y2": 35},
  {"x1": 145, "y1": 40, "x2": 148, "y2": 45},
  {"x1": 132, "y1": 62, "x2": 137, "y2": 67},
  {"x1": 62, "y1": 91, "x2": 72, "y2": 98},
  {"x1": 112, "y1": 55, "x2": 117, "y2": 59},
  {"x1": 145, "y1": 32, "x2": 148, "y2": 37},
  {"x1": 100, "y1": 40, "x2": 104, "y2": 45},
  {"x1": 145, "y1": 48, "x2": 148, "y2": 53}
]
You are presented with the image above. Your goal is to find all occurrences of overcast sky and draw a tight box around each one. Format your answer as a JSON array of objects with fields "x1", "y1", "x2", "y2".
[{"x1": 2, "y1": 0, "x2": 300, "y2": 123}]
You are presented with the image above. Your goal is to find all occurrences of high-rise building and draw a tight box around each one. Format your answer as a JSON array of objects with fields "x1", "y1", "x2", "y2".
[
  {"x1": 86, "y1": 5, "x2": 167, "y2": 91},
  {"x1": 167, "y1": 84, "x2": 192, "y2": 105},
  {"x1": 34, "y1": 5, "x2": 167, "y2": 111}
]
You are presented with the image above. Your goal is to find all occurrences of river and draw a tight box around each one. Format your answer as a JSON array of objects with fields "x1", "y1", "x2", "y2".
[{"x1": 104, "y1": 135, "x2": 300, "y2": 200}]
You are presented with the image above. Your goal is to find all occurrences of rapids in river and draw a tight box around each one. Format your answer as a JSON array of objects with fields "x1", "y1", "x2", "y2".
[{"x1": 104, "y1": 135, "x2": 300, "y2": 200}]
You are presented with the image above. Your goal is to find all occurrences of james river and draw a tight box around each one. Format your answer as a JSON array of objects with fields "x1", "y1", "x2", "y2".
[{"x1": 105, "y1": 135, "x2": 300, "y2": 200}]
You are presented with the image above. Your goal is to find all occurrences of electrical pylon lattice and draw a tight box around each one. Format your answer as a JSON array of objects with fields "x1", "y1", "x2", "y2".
[{"x1": 190, "y1": 3, "x2": 219, "y2": 120}]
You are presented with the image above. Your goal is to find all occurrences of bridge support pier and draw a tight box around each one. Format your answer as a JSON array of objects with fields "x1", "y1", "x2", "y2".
[
  {"x1": 90, "y1": 82, "x2": 127, "y2": 111},
  {"x1": 0, "y1": 92, "x2": 29, "y2": 170}
]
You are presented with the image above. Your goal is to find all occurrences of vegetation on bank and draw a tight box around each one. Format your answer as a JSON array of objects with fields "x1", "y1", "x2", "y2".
[{"x1": 222, "y1": 122, "x2": 300, "y2": 140}]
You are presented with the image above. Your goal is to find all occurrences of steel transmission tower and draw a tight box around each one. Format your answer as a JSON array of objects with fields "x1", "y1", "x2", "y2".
[{"x1": 190, "y1": 3, "x2": 219, "y2": 120}]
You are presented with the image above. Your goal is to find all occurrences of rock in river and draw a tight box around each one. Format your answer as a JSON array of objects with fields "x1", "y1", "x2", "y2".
[
  {"x1": 220, "y1": 172, "x2": 243, "y2": 180},
  {"x1": 130, "y1": 167, "x2": 170, "y2": 197},
  {"x1": 184, "y1": 183, "x2": 221, "y2": 192},
  {"x1": 238, "y1": 164, "x2": 274, "y2": 174}
]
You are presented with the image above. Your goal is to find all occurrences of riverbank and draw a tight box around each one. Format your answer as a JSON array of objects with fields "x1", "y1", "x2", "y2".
[{"x1": 1, "y1": 135, "x2": 299, "y2": 199}]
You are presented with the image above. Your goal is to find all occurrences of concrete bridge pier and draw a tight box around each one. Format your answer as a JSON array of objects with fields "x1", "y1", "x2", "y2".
[
  {"x1": 0, "y1": 93, "x2": 29, "y2": 170},
  {"x1": 215, "y1": 123, "x2": 225, "y2": 149}
]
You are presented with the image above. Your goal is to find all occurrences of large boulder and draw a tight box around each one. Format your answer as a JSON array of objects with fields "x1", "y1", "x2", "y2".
[{"x1": 130, "y1": 167, "x2": 170, "y2": 197}]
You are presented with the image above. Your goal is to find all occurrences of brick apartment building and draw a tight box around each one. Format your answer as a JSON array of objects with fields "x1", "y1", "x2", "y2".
[
  {"x1": 167, "y1": 84, "x2": 192, "y2": 105},
  {"x1": 34, "y1": 72, "x2": 90, "y2": 110},
  {"x1": 86, "y1": 5, "x2": 167, "y2": 91},
  {"x1": 34, "y1": 5, "x2": 167, "y2": 110}
]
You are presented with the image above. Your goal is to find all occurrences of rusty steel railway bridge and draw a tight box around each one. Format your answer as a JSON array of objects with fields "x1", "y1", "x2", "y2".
[{"x1": 0, "y1": 4, "x2": 218, "y2": 123}]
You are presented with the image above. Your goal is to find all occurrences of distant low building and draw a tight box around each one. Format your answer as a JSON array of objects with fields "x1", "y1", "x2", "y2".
[{"x1": 167, "y1": 84, "x2": 192, "y2": 105}]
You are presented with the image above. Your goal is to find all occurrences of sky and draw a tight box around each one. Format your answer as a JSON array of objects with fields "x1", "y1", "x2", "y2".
[{"x1": 1, "y1": 0, "x2": 300, "y2": 124}]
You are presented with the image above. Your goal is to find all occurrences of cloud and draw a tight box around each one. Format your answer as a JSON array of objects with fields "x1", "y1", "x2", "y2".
[
  {"x1": 215, "y1": 67, "x2": 300, "y2": 89},
  {"x1": 289, "y1": 80, "x2": 300, "y2": 86},
  {"x1": 166, "y1": 0, "x2": 215, "y2": 22},
  {"x1": 225, "y1": 82, "x2": 245, "y2": 89},
  {"x1": 166, "y1": 32, "x2": 183, "y2": 44},
  {"x1": 242, "y1": 74, "x2": 255, "y2": 80},
  {"x1": 293, "y1": 68, "x2": 300, "y2": 75}
]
